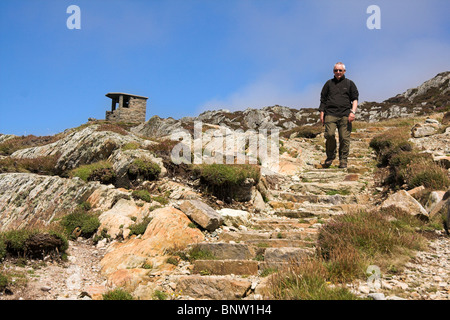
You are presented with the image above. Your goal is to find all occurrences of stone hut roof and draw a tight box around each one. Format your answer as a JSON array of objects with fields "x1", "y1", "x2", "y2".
[{"x1": 106, "y1": 92, "x2": 149, "y2": 100}]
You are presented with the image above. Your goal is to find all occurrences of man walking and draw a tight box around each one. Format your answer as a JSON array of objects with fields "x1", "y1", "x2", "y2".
[{"x1": 319, "y1": 62, "x2": 359, "y2": 168}]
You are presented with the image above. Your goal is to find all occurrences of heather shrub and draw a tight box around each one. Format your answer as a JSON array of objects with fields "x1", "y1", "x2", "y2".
[
  {"x1": 146, "y1": 139, "x2": 179, "y2": 158},
  {"x1": 370, "y1": 127, "x2": 449, "y2": 190},
  {"x1": 70, "y1": 161, "x2": 116, "y2": 184},
  {"x1": 127, "y1": 158, "x2": 161, "y2": 181},
  {"x1": 316, "y1": 208, "x2": 427, "y2": 282},
  {"x1": 405, "y1": 159, "x2": 450, "y2": 190},
  {"x1": 281, "y1": 125, "x2": 323, "y2": 139},
  {"x1": 131, "y1": 189, "x2": 152, "y2": 202},
  {"x1": 0, "y1": 135, "x2": 60, "y2": 156},
  {"x1": 0, "y1": 229, "x2": 68, "y2": 259},
  {"x1": 369, "y1": 128, "x2": 412, "y2": 166},
  {"x1": 194, "y1": 164, "x2": 260, "y2": 201},
  {"x1": 268, "y1": 258, "x2": 361, "y2": 300},
  {"x1": 0, "y1": 154, "x2": 60, "y2": 176},
  {"x1": 60, "y1": 203, "x2": 100, "y2": 239},
  {"x1": 96, "y1": 124, "x2": 129, "y2": 136},
  {"x1": 102, "y1": 288, "x2": 134, "y2": 300},
  {"x1": 128, "y1": 216, "x2": 153, "y2": 236}
]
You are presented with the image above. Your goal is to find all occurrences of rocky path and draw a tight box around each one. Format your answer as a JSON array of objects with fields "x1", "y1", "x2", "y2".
[
  {"x1": 1, "y1": 239, "x2": 109, "y2": 300},
  {"x1": 163, "y1": 126, "x2": 385, "y2": 299},
  {"x1": 1, "y1": 125, "x2": 449, "y2": 300},
  {"x1": 350, "y1": 235, "x2": 450, "y2": 300},
  {"x1": 167, "y1": 126, "x2": 450, "y2": 300}
]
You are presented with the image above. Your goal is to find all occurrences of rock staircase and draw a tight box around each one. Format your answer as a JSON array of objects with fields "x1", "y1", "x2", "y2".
[{"x1": 171, "y1": 126, "x2": 386, "y2": 300}]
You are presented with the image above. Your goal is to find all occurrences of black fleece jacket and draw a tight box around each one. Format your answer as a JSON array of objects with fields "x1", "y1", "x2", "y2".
[{"x1": 319, "y1": 76, "x2": 359, "y2": 117}]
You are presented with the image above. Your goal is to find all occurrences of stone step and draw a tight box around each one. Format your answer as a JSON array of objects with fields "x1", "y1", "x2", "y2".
[
  {"x1": 260, "y1": 247, "x2": 315, "y2": 269},
  {"x1": 218, "y1": 229, "x2": 318, "y2": 243},
  {"x1": 250, "y1": 218, "x2": 310, "y2": 231},
  {"x1": 269, "y1": 229, "x2": 318, "y2": 241},
  {"x1": 297, "y1": 170, "x2": 350, "y2": 181},
  {"x1": 272, "y1": 202, "x2": 367, "y2": 218},
  {"x1": 288, "y1": 180, "x2": 367, "y2": 196},
  {"x1": 273, "y1": 208, "x2": 344, "y2": 218},
  {"x1": 188, "y1": 242, "x2": 254, "y2": 260},
  {"x1": 193, "y1": 259, "x2": 259, "y2": 276},
  {"x1": 176, "y1": 275, "x2": 252, "y2": 300},
  {"x1": 219, "y1": 230, "x2": 271, "y2": 242},
  {"x1": 274, "y1": 192, "x2": 359, "y2": 204},
  {"x1": 244, "y1": 238, "x2": 316, "y2": 249}
]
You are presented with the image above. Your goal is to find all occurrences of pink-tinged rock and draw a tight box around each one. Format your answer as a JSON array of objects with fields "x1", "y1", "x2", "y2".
[{"x1": 100, "y1": 207, "x2": 204, "y2": 277}]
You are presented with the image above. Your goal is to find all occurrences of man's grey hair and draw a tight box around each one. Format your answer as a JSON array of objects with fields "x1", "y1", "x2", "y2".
[{"x1": 334, "y1": 62, "x2": 346, "y2": 70}]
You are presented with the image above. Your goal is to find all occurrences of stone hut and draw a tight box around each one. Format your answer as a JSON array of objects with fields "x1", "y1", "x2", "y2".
[{"x1": 105, "y1": 92, "x2": 148, "y2": 123}]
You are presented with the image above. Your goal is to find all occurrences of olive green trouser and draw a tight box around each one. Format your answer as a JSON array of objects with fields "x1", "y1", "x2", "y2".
[{"x1": 324, "y1": 115, "x2": 352, "y2": 163}]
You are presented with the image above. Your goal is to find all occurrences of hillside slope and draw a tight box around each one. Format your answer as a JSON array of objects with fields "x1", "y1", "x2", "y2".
[{"x1": 0, "y1": 72, "x2": 449, "y2": 301}]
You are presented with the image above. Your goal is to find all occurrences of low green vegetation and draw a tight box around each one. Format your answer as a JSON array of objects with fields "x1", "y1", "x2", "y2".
[
  {"x1": 370, "y1": 127, "x2": 449, "y2": 190},
  {"x1": 185, "y1": 246, "x2": 216, "y2": 262},
  {"x1": 127, "y1": 158, "x2": 161, "y2": 181},
  {"x1": 0, "y1": 229, "x2": 68, "y2": 260},
  {"x1": 152, "y1": 195, "x2": 168, "y2": 205},
  {"x1": 316, "y1": 208, "x2": 427, "y2": 283},
  {"x1": 128, "y1": 216, "x2": 153, "y2": 236},
  {"x1": 70, "y1": 161, "x2": 116, "y2": 184},
  {"x1": 59, "y1": 202, "x2": 100, "y2": 239},
  {"x1": 0, "y1": 135, "x2": 61, "y2": 156},
  {"x1": 102, "y1": 288, "x2": 134, "y2": 300},
  {"x1": 152, "y1": 290, "x2": 168, "y2": 300},
  {"x1": 131, "y1": 189, "x2": 152, "y2": 202},
  {"x1": 268, "y1": 206, "x2": 431, "y2": 299},
  {"x1": 0, "y1": 154, "x2": 61, "y2": 176},
  {"x1": 0, "y1": 272, "x2": 9, "y2": 292},
  {"x1": 121, "y1": 142, "x2": 140, "y2": 151},
  {"x1": 269, "y1": 260, "x2": 362, "y2": 300},
  {"x1": 193, "y1": 163, "x2": 260, "y2": 201}
]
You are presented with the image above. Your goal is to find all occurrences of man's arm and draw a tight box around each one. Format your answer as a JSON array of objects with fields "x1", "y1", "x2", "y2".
[
  {"x1": 320, "y1": 111, "x2": 325, "y2": 125},
  {"x1": 348, "y1": 100, "x2": 358, "y2": 122},
  {"x1": 348, "y1": 80, "x2": 359, "y2": 123},
  {"x1": 319, "y1": 81, "x2": 329, "y2": 125}
]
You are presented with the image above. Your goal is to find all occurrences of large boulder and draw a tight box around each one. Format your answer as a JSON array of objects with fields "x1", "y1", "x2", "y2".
[
  {"x1": 411, "y1": 123, "x2": 439, "y2": 138},
  {"x1": 100, "y1": 207, "x2": 204, "y2": 277},
  {"x1": 381, "y1": 190, "x2": 429, "y2": 219},
  {"x1": 217, "y1": 208, "x2": 252, "y2": 228},
  {"x1": 429, "y1": 188, "x2": 450, "y2": 235},
  {"x1": 179, "y1": 200, "x2": 224, "y2": 231}
]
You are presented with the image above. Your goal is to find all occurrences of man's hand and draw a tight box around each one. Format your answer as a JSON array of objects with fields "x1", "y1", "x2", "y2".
[
  {"x1": 349, "y1": 100, "x2": 358, "y2": 123},
  {"x1": 320, "y1": 111, "x2": 325, "y2": 125},
  {"x1": 348, "y1": 112, "x2": 356, "y2": 123}
]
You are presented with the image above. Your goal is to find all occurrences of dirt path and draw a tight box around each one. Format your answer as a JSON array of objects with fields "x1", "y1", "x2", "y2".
[{"x1": 1, "y1": 239, "x2": 109, "y2": 300}]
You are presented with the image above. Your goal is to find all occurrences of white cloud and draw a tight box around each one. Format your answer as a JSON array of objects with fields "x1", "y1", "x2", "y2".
[
  {"x1": 197, "y1": 71, "x2": 323, "y2": 115},
  {"x1": 196, "y1": 0, "x2": 449, "y2": 114}
]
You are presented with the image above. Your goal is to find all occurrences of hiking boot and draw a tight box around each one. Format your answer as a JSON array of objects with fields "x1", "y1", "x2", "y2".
[
  {"x1": 338, "y1": 161, "x2": 347, "y2": 169},
  {"x1": 322, "y1": 158, "x2": 335, "y2": 168}
]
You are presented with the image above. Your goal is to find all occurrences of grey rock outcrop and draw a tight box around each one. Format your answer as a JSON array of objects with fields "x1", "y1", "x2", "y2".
[
  {"x1": 381, "y1": 190, "x2": 429, "y2": 219},
  {"x1": 10, "y1": 124, "x2": 154, "y2": 172},
  {"x1": 0, "y1": 173, "x2": 115, "y2": 232}
]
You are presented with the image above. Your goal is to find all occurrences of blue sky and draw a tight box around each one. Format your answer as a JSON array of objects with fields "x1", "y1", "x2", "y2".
[{"x1": 1, "y1": 0, "x2": 449, "y2": 136}]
